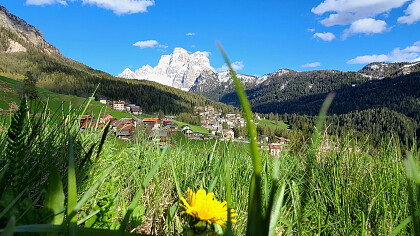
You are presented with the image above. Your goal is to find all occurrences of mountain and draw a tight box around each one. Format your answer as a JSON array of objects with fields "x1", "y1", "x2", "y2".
[
  {"x1": 0, "y1": 5, "x2": 60, "y2": 55},
  {"x1": 189, "y1": 71, "x2": 267, "y2": 101},
  {"x1": 118, "y1": 47, "x2": 215, "y2": 90},
  {"x1": 219, "y1": 62, "x2": 420, "y2": 133},
  {"x1": 358, "y1": 61, "x2": 420, "y2": 79},
  {"x1": 0, "y1": 4, "x2": 234, "y2": 115},
  {"x1": 118, "y1": 47, "x2": 269, "y2": 92}
]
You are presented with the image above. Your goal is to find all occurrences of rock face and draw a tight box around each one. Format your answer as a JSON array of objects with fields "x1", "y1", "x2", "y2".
[
  {"x1": 0, "y1": 4, "x2": 60, "y2": 55},
  {"x1": 6, "y1": 39, "x2": 26, "y2": 53},
  {"x1": 118, "y1": 47, "x2": 216, "y2": 90}
]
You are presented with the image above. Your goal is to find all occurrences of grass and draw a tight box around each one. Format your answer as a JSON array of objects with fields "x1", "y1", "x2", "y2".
[
  {"x1": 0, "y1": 75, "x2": 134, "y2": 125},
  {"x1": 172, "y1": 120, "x2": 211, "y2": 134},
  {"x1": 0, "y1": 51, "x2": 419, "y2": 235},
  {"x1": 258, "y1": 118, "x2": 289, "y2": 130}
]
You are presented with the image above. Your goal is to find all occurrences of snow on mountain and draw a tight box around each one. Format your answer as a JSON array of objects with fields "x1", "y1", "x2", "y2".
[
  {"x1": 118, "y1": 47, "x2": 216, "y2": 90},
  {"x1": 358, "y1": 62, "x2": 420, "y2": 79},
  {"x1": 118, "y1": 47, "x2": 271, "y2": 91}
]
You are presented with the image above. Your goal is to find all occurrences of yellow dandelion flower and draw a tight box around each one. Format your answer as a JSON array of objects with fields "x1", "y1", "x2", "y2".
[{"x1": 180, "y1": 188, "x2": 238, "y2": 227}]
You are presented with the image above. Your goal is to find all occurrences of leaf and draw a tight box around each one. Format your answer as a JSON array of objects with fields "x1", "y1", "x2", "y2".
[
  {"x1": 268, "y1": 179, "x2": 286, "y2": 236},
  {"x1": 130, "y1": 204, "x2": 145, "y2": 227},
  {"x1": 170, "y1": 160, "x2": 182, "y2": 199},
  {"x1": 67, "y1": 134, "x2": 77, "y2": 236},
  {"x1": 45, "y1": 167, "x2": 65, "y2": 225},
  {"x1": 166, "y1": 201, "x2": 179, "y2": 228}
]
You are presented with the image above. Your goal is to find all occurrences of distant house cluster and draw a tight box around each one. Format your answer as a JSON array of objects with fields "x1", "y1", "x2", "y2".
[
  {"x1": 99, "y1": 98, "x2": 142, "y2": 116},
  {"x1": 194, "y1": 106, "x2": 244, "y2": 140},
  {"x1": 141, "y1": 117, "x2": 179, "y2": 148},
  {"x1": 79, "y1": 114, "x2": 136, "y2": 140}
]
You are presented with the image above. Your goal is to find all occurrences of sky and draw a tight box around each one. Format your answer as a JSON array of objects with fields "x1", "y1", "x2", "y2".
[{"x1": 2, "y1": 0, "x2": 420, "y2": 77}]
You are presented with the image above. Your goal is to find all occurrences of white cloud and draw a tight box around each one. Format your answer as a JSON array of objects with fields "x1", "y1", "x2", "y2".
[
  {"x1": 186, "y1": 32, "x2": 196, "y2": 36},
  {"x1": 216, "y1": 61, "x2": 244, "y2": 72},
  {"x1": 343, "y1": 18, "x2": 388, "y2": 38},
  {"x1": 302, "y1": 62, "x2": 321, "y2": 68},
  {"x1": 202, "y1": 51, "x2": 211, "y2": 57},
  {"x1": 26, "y1": 0, "x2": 154, "y2": 14},
  {"x1": 398, "y1": 0, "x2": 420, "y2": 24},
  {"x1": 82, "y1": 0, "x2": 154, "y2": 15},
  {"x1": 26, "y1": 0, "x2": 71, "y2": 5},
  {"x1": 347, "y1": 41, "x2": 420, "y2": 64},
  {"x1": 312, "y1": 0, "x2": 409, "y2": 26},
  {"x1": 313, "y1": 32, "x2": 336, "y2": 41},
  {"x1": 307, "y1": 28, "x2": 316, "y2": 32},
  {"x1": 133, "y1": 40, "x2": 163, "y2": 49}
]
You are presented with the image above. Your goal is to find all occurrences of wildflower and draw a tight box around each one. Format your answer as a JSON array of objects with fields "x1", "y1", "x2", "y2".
[{"x1": 180, "y1": 188, "x2": 238, "y2": 227}]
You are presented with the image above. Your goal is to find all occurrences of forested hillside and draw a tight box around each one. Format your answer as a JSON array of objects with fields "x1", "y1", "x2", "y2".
[
  {"x1": 0, "y1": 28, "x2": 234, "y2": 115},
  {"x1": 221, "y1": 69, "x2": 420, "y2": 146}
]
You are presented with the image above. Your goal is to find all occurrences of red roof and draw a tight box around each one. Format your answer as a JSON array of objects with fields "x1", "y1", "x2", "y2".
[
  {"x1": 268, "y1": 144, "x2": 281, "y2": 149},
  {"x1": 143, "y1": 118, "x2": 160, "y2": 122},
  {"x1": 117, "y1": 123, "x2": 135, "y2": 131},
  {"x1": 79, "y1": 115, "x2": 93, "y2": 119}
]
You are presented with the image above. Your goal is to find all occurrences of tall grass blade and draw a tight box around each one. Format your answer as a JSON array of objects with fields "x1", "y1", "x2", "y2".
[
  {"x1": 65, "y1": 167, "x2": 113, "y2": 225},
  {"x1": 390, "y1": 216, "x2": 412, "y2": 236},
  {"x1": 0, "y1": 163, "x2": 8, "y2": 184},
  {"x1": 67, "y1": 134, "x2": 77, "y2": 236},
  {"x1": 404, "y1": 151, "x2": 420, "y2": 235},
  {"x1": 268, "y1": 179, "x2": 286, "y2": 236},
  {"x1": 170, "y1": 159, "x2": 182, "y2": 199},
  {"x1": 217, "y1": 42, "x2": 264, "y2": 236},
  {"x1": 45, "y1": 167, "x2": 65, "y2": 225}
]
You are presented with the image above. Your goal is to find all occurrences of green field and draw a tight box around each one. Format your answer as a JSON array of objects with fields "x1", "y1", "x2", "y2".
[
  {"x1": 0, "y1": 75, "x2": 133, "y2": 125},
  {"x1": 172, "y1": 120, "x2": 211, "y2": 134},
  {"x1": 0, "y1": 75, "x2": 419, "y2": 235},
  {"x1": 258, "y1": 118, "x2": 289, "y2": 129}
]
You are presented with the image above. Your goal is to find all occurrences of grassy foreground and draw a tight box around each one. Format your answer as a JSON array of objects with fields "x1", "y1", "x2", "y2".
[
  {"x1": 0, "y1": 97, "x2": 418, "y2": 235},
  {"x1": 0, "y1": 50, "x2": 419, "y2": 235}
]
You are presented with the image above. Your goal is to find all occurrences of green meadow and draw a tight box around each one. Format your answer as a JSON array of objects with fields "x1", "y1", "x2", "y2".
[{"x1": 0, "y1": 65, "x2": 419, "y2": 235}]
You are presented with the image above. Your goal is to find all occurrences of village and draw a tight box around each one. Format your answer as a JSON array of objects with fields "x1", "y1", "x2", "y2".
[{"x1": 79, "y1": 98, "x2": 290, "y2": 156}]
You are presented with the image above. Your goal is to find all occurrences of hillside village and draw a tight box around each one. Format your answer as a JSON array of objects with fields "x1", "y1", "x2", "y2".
[{"x1": 81, "y1": 99, "x2": 290, "y2": 156}]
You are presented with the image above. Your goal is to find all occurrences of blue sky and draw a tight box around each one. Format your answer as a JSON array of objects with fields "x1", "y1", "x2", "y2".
[{"x1": 2, "y1": 0, "x2": 420, "y2": 76}]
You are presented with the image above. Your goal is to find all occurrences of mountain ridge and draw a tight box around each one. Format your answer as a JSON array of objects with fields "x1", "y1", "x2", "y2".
[{"x1": 0, "y1": 4, "x2": 234, "y2": 115}]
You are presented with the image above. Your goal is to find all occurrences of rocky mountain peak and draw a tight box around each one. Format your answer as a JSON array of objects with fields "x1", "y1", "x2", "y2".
[
  {"x1": 0, "y1": 4, "x2": 60, "y2": 55},
  {"x1": 118, "y1": 47, "x2": 216, "y2": 90}
]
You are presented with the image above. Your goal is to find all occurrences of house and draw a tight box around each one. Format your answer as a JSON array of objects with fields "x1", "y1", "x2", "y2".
[
  {"x1": 116, "y1": 118, "x2": 136, "y2": 127},
  {"x1": 268, "y1": 143, "x2": 282, "y2": 157},
  {"x1": 151, "y1": 128, "x2": 168, "y2": 147},
  {"x1": 222, "y1": 129, "x2": 234, "y2": 140},
  {"x1": 142, "y1": 118, "x2": 161, "y2": 129},
  {"x1": 181, "y1": 125, "x2": 193, "y2": 135},
  {"x1": 162, "y1": 118, "x2": 173, "y2": 126},
  {"x1": 79, "y1": 115, "x2": 93, "y2": 127},
  {"x1": 116, "y1": 124, "x2": 135, "y2": 139},
  {"x1": 99, "y1": 114, "x2": 115, "y2": 124},
  {"x1": 259, "y1": 135, "x2": 270, "y2": 144},
  {"x1": 99, "y1": 98, "x2": 107, "y2": 104},
  {"x1": 275, "y1": 136, "x2": 290, "y2": 145},
  {"x1": 80, "y1": 121, "x2": 100, "y2": 130},
  {"x1": 113, "y1": 101, "x2": 125, "y2": 111},
  {"x1": 130, "y1": 106, "x2": 142, "y2": 116}
]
